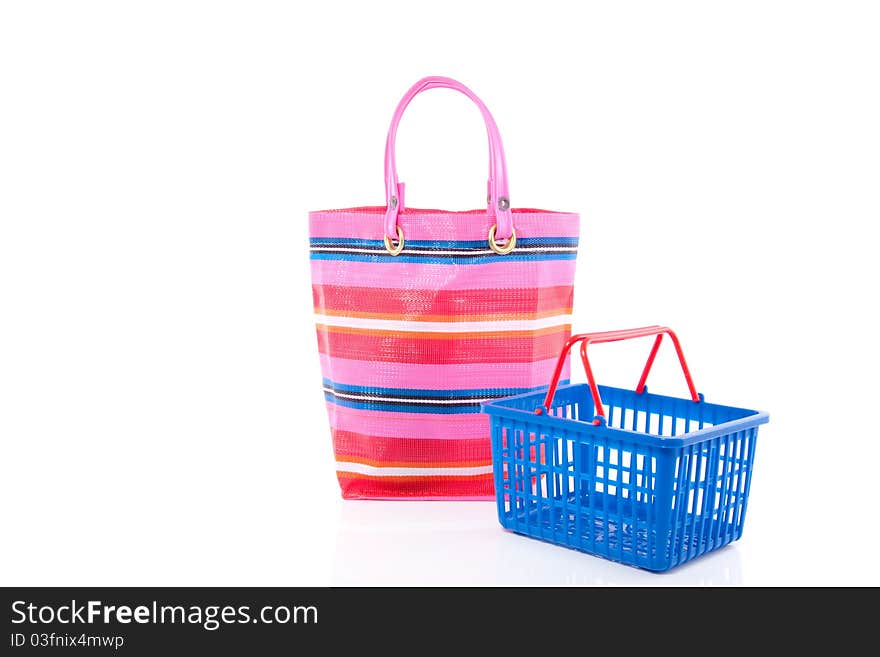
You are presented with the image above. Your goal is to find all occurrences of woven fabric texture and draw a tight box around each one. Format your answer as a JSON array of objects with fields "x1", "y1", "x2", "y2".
[{"x1": 310, "y1": 206, "x2": 579, "y2": 499}]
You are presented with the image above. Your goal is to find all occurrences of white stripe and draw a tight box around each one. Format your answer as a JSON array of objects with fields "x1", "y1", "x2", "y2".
[
  {"x1": 310, "y1": 246, "x2": 577, "y2": 255},
  {"x1": 323, "y1": 387, "x2": 487, "y2": 405},
  {"x1": 314, "y1": 313, "x2": 572, "y2": 333},
  {"x1": 336, "y1": 461, "x2": 493, "y2": 477}
]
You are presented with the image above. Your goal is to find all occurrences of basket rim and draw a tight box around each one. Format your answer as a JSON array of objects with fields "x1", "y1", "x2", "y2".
[{"x1": 481, "y1": 383, "x2": 769, "y2": 448}]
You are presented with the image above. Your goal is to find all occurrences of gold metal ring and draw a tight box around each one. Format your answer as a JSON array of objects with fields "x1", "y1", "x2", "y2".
[
  {"x1": 384, "y1": 226, "x2": 405, "y2": 256},
  {"x1": 488, "y1": 225, "x2": 516, "y2": 255}
]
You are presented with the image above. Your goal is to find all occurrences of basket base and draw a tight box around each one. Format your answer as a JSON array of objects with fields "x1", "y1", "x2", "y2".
[{"x1": 500, "y1": 491, "x2": 745, "y2": 572}]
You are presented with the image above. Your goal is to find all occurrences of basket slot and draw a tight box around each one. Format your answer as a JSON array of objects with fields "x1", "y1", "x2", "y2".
[
  {"x1": 665, "y1": 426, "x2": 758, "y2": 565},
  {"x1": 496, "y1": 425, "x2": 663, "y2": 566}
]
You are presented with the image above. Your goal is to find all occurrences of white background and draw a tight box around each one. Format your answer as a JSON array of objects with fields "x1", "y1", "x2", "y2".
[{"x1": 1, "y1": 1, "x2": 878, "y2": 586}]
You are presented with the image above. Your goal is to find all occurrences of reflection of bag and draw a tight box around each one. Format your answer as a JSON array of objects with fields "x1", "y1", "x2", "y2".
[{"x1": 309, "y1": 76, "x2": 580, "y2": 499}]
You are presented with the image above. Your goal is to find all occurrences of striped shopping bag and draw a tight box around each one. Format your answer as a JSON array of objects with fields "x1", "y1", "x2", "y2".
[{"x1": 309, "y1": 76, "x2": 579, "y2": 499}]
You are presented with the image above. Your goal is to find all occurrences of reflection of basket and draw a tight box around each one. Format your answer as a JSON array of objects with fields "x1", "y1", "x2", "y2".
[{"x1": 481, "y1": 326, "x2": 769, "y2": 572}]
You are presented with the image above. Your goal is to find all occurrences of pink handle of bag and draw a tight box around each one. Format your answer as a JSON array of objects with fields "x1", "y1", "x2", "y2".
[{"x1": 383, "y1": 76, "x2": 514, "y2": 241}]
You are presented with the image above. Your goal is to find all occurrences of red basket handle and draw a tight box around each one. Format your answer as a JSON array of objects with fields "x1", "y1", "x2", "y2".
[{"x1": 536, "y1": 326, "x2": 700, "y2": 425}]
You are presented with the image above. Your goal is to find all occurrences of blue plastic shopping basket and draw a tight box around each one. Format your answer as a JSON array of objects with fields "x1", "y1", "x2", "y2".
[{"x1": 481, "y1": 326, "x2": 769, "y2": 572}]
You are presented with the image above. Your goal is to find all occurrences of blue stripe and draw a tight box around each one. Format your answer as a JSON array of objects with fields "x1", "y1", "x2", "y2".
[
  {"x1": 323, "y1": 378, "x2": 543, "y2": 400},
  {"x1": 324, "y1": 393, "x2": 481, "y2": 414},
  {"x1": 310, "y1": 237, "x2": 579, "y2": 248},
  {"x1": 322, "y1": 380, "x2": 568, "y2": 414},
  {"x1": 310, "y1": 252, "x2": 576, "y2": 264}
]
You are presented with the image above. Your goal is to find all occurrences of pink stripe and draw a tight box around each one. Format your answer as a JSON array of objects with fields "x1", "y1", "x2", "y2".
[
  {"x1": 320, "y1": 354, "x2": 567, "y2": 390},
  {"x1": 310, "y1": 258, "x2": 578, "y2": 290},
  {"x1": 327, "y1": 402, "x2": 489, "y2": 439},
  {"x1": 309, "y1": 209, "x2": 579, "y2": 240}
]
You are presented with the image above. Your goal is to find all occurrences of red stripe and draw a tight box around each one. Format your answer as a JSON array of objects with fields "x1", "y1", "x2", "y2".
[
  {"x1": 336, "y1": 473, "x2": 494, "y2": 499},
  {"x1": 333, "y1": 431, "x2": 492, "y2": 466},
  {"x1": 314, "y1": 284, "x2": 573, "y2": 316},
  {"x1": 316, "y1": 328, "x2": 570, "y2": 364}
]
